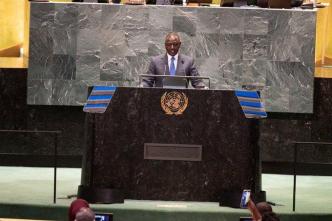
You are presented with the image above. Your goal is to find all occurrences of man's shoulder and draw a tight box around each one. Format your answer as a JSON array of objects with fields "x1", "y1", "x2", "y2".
[
  {"x1": 151, "y1": 54, "x2": 165, "y2": 62},
  {"x1": 179, "y1": 54, "x2": 194, "y2": 62}
]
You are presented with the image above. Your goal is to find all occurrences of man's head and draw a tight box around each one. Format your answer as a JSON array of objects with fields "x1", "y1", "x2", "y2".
[
  {"x1": 69, "y1": 199, "x2": 90, "y2": 221},
  {"x1": 256, "y1": 202, "x2": 273, "y2": 215},
  {"x1": 262, "y1": 212, "x2": 280, "y2": 221},
  {"x1": 75, "y1": 207, "x2": 95, "y2": 221},
  {"x1": 165, "y1": 32, "x2": 181, "y2": 56}
]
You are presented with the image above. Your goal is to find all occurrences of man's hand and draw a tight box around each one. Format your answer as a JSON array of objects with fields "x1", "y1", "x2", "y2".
[
  {"x1": 247, "y1": 199, "x2": 262, "y2": 221},
  {"x1": 195, "y1": 86, "x2": 209, "y2": 90}
]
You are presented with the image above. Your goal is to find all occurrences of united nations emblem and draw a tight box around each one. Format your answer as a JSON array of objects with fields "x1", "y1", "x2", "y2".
[{"x1": 161, "y1": 91, "x2": 188, "y2": 115}]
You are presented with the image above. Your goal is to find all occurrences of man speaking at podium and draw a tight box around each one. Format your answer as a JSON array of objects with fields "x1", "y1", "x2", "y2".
[{"x1": 142, "y1": 32, "x2": 205, "y2": 89}]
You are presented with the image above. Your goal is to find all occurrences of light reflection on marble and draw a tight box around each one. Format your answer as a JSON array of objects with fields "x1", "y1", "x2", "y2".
[{"x1": 28, "y1": 3, "x2": 316, "y2": 112}]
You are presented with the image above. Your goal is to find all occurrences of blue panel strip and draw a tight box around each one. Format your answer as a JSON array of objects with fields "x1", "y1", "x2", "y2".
[
  {"x1": 83, "y1": 86, "x2": 117, "y2": 113},
  {"x1": 235, "y1": 90, "x2": 259, "y2": 99},
  {"x1": 83, "y1": 107, "x2": 105, "y2": 111},
  {"x1": 239, "y1": 101, "x2": 263, "y2": 108},
  {"x1": 89, "y1": 95, "x2": 113, "y2": 100},
  {"x1": 237, "y1": 97, "x2": 261, "y2": 103},
  {"x1": 242, "y1": 107, "x2": 265, "y2": 113},
  {"x1": 87, "y1": 99, "x2": 110, "y2": 102},
  {"x1": 235, "y1": 90, "x2": 267, "y2": 118},
  {"x1": 243, "y1": 110, "x2": 267, "y2": 117},
  {"x1": 91, "y1": 91, "x2": 115, "y2": 96},
  {"x1": 87, "y1": 100, "x2": 110, "y2": 104},
  {"x1": 85, "y1": 103, "x2": 108, "y2": 108},
  {"x1": 92, "y1": 86, "x2": 117, "y2": 91}
]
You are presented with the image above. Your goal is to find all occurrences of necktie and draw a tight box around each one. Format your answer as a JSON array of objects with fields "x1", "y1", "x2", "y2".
[{"x1": 170, "y1": 57, "x2": 176, "y2": 76}]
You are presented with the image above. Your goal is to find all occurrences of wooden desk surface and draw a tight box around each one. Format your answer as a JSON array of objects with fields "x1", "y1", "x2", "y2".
[{"x1": 0, "y1": 57, "x2": 27, "y2": 68}]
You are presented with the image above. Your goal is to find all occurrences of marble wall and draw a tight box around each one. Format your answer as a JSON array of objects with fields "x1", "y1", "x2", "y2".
[
  {"x1": 260, "y1": 78, "x2": 332, "y2": 164},
  {"x1": 0, "y1": 69, "x2": 85, "y2": 161},
  {"x1": 28, "y1": 3, "x2": 316, "y2": 113}
]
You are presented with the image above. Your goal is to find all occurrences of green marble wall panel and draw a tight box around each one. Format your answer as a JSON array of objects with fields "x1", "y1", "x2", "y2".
[{"x1": 28, "y1": 3, "x2": 316, "y2": 113}]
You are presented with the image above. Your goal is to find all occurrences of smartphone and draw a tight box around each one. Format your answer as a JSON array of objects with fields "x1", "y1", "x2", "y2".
[
  {"x1": 240, "y1": 189, "x2": 251, "y2": 208},
  {"x1": 239, "y1": 217, "x2": 253, "y2": 221},
  {"x1": 95, "y1": 212, "x2": 113, "y2": 221}
]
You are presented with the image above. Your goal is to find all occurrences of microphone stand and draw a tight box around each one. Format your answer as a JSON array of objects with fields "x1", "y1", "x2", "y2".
[{"x1": 139, "y1": 74, "x2": 211, "y2": 89}]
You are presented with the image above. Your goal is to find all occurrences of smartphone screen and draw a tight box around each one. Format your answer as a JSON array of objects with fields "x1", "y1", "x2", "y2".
[
  {"x1": 95, "y1": 213, "x2": 113, "y2": 221},
  {"x1": 240, "y1": 189, "x2": 251, "y2": 208}
]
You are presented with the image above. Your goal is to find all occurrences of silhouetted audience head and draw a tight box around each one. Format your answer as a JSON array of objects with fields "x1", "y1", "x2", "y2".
[
  {"x1": 68, "y1": 198, "x2": 91, "y2": 221},
  {"x1": 247, "y1": 199, "x2": 280, "y2": 221},
  {"x1": 256, "y1": 202, "x2": 273, "y2": 215},
  {"x1": 262, "y1": 212, "x2": 280, "y2": 221},
  {"x1": 75, "y1": 207, "x2": 95, "y2": 221}
]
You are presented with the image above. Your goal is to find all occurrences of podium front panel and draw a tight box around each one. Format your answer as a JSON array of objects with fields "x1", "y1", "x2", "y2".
[{"x1": 82, "y1": 88, "x2": 259, "y2": 201}]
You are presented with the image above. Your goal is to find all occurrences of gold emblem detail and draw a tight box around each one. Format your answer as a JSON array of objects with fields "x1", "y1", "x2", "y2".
[{"x1": 161, "y1": 91, "x2": 188, "y2": 115}]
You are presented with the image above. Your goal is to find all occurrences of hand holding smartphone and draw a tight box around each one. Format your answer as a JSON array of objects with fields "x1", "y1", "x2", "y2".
[
  {"x1": 240, "y1": 189, "x2": 251, "y2": 208},
  {"x1": 240, "y1": 189, "x2": 263, "y2": 221},
  {"x1": 239, "y1": 190, "x2": 253, "y2": 221}
]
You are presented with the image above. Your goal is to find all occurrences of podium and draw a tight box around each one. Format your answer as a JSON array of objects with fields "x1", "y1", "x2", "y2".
[{"x1": 78, "y1": 87, "x2": 262, "y2": 205}]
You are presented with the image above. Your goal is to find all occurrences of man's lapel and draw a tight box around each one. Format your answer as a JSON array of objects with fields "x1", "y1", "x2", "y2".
[
  {"x1": 162, "y1": 54, "x2": 170, "y2": 75},
  {"x1": 175, "y1": 54, "x2": 184, "y2": 76}
]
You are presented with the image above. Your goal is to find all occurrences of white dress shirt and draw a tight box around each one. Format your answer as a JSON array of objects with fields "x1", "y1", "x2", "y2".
[{"x1": 167, "y1": 53, "x2": 178, "y2": 74}]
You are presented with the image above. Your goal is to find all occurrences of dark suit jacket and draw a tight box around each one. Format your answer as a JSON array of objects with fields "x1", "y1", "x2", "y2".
[{"x1": 142, "y1": 54, "x2": 204, "y2": 88}]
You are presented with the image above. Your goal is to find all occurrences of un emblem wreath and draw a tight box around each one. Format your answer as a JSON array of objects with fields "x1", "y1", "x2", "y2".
[{"x1": 161, "y1": 91, "x2": 188, "y2": 115}]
